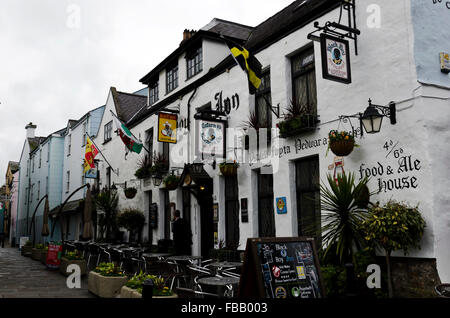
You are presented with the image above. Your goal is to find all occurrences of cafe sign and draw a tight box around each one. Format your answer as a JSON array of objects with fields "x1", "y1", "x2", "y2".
[
  {"x1": 196, "y1": 119, "x2": 226, "y2": 158},
  {"x1": 320, "y1": 33, "x2": 351, "y2": 84},
  {"x1": 158, "y1": 112, "x2": 178, "y2": 143}
]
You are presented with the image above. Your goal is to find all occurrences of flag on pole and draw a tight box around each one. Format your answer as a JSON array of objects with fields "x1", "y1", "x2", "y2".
[
  {"x1": 84, "y1": 136, "x2": 99, "y2": 173},
  {"x1": 224, "y1": 38, "x2": 262, "y2": 94},
  {"x1": 112, "y1": 114, "x2": 143, "y2": 154}
]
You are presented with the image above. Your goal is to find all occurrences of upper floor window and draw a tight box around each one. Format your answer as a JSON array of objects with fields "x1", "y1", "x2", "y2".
[
  {"x1": 39, "y1": 149, "x2": 42, "y2": 168},
  {"x1": 47, "y1": 143, "x2": 50, "y2": 162},
  {"x1": 291, "y1": 47, "x2": 317, "y2": 114},
  {"x1": 104, "y1": 121, "x2": 113, "y2": 142},
  {"x1": 255, "y1": 70, "x2": 272, "y2": 128},
  {"x1": 32, "y1": 156, "x2": 35, "y2": 173},
  {"x1": 37, "y1": 181, "x2": 40, "y2": 200},
  {"x1": 149, "y1": 81, "x2": 159, "y2": 106},
  {"x1": 67, "y1": 135, "x2": 72, "y2": 156},
  {"x1": 82, "y1": 121, "x2": 87, "y2": 147},
  {"x1": 186, "y1": 46, "x2": 202, "y2": 79},
  {"x1": 166, "y1": 63, "x2": 178, "y2": 94},
  {"x1": 66, "y1": 171, "x2": 70, "y2": 193}
]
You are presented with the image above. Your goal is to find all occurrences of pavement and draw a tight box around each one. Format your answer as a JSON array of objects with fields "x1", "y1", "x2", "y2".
[{"x1": 0, "y1": 244, "x2": 94, "y2": 298}]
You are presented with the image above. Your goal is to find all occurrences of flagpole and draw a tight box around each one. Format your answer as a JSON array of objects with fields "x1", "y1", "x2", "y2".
[
  {"x1": 109, "y1": 110, "x2": 152, "y2": 154},
  {"x1": 86, "y1": 134, "x2": 119, "y2": 176}
]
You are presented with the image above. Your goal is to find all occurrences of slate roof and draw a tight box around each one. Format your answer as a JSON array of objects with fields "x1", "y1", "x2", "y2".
[
  {"x1": 246, "y1": 0, "x2": 340, "y2": 52},
  {"x1": 8, "y1": 161, "x2": 19, "y2": 173},
  {"x1": 201, "y1": 18, "x2": 253, "y2": 41},
  {"x1": 111, "y1": 87, "x2": 148, "y2": 123},
  {"x1": 28, "y1": 137, "x2": 46, "y2": 152}
]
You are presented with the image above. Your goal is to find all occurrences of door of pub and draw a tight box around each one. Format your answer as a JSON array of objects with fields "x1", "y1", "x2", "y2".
[
  {"x1": 258, "y1": 171, "x2": 276, "y2": 237},
  {"x1": 198, "y1": 178, "x2": 214, "y2": 257}
]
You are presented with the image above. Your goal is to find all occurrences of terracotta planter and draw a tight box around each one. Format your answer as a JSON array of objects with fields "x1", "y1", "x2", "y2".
[
  {"x1": 220, "y1": 165, "x2": 238, "y2": 177},
  {"x1": 330, "y1": 140, "x2": 355, "y2": 156},
  {"x1": 31, "y1": 248, "x2": 46, "y2": 261},
  {"x1": 88, "y1": 271, "x2": 128, "y2": 298},
  {"x1": 60, "y1": 257, "x2": 87, "y2": 276},
  {"x1": 21, "y1": 245, "x2": 33, "y2": 257}
]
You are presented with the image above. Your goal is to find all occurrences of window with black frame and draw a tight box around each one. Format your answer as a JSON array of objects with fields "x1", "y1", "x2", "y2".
[
  {"x1": 104, "y1": 121, "x2": 113, "y2": 142},
  {"x1": 186, "y1": 46, "x2": 202, "y2": 79},
  {"x1": 166, "y1": 63, "x2": 178, "y2": 94},
  {"x1": 149, "y1": 81, "x2": 159, "y2": 106},
  {"x1": 255, "y1": 70, "x2": 272, "y2": 150},
  {"x1": 291, "y1": 47, "x2": 317, "y2": 115}
]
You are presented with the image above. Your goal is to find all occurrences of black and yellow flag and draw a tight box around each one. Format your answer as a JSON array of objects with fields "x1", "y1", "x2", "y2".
[{"x1": 224, "y1": 38, "x2": 262, "y2": 95}]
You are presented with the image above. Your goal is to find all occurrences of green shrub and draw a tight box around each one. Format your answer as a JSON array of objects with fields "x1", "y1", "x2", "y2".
[{"x1": 94, "y1": 262, "x2": 125, "y2": 277}]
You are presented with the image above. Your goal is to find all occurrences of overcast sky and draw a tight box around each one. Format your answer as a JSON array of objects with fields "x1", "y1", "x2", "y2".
[{"x1": 0, "y1": 0, "x2": 294, "y2": 182}]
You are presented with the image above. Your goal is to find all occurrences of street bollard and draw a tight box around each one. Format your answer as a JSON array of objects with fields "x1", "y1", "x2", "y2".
[{"x1": 142, "y1": 279, "x2": 154, "y2": 299}]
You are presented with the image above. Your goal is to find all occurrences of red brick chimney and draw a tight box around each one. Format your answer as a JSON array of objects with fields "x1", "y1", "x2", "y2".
[{"x1": 180, "y1": 29, "x2": 196, "y2": 46}]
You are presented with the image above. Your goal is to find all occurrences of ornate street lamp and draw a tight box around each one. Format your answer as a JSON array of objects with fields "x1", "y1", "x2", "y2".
[
  {"x1": 360, "y1": 99, "x2": 396, "y2": 134},
  {"x1": 190, "y1": 159, "x2": 205, "y2": 175}
]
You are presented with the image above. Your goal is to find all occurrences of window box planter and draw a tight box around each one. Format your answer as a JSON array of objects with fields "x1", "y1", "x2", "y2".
[
  {"x1": 124, "y1": 187, "x2": 137, "y2": 199},
  {"x1": 88, "y1": 271, "x2": 128, "y2": 298},
  {"x1": 219, "y1": 162, "x2": 239, "y2": 177},
  {"x1": 59, "y1": 257, "x2": 87, "y2": 276},
  {"x1": 277, "y1": 114, "x2": 318, "y2": 138}
]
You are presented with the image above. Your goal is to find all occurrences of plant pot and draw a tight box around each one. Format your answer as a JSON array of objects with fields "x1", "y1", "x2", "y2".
[
  {"x1": 124, "y1": 188, "x2": 137, "y2": 199},
  {"x1": 31, "y1": 248, "x2": 46, "y2": 261},
  {"x1": 21, "y1": 245, "x2": 32, "y2": 257},
  {"x1": 330, "y1": 140, "x2": 355, "y2": 156},
  {"x1": 88, "y1": 271, "x2": 128, "y2": 298},
  {"x1": 59, "y1": 257, "x2": 87, "y2": 276},
  {"x1": 120, "y1": 286, "x2": 142, "y2": 298},
  {"x1": 220, "y1": 165, "x2": 238, "y2": 177},
  {"x1": 41, "y1": 251, "x2": 48, "y2": 264},
  {"x1": 165, "y1": 180, "x2": 178, "y2": 191}
]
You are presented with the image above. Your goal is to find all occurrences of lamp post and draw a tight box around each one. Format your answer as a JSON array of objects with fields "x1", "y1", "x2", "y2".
[{"x1": 360, "y1": 99, "x2": 396, "y2": 135}]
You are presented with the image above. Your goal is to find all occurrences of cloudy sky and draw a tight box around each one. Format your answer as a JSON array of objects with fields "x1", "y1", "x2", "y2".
[{"x1": 0, "y1": 0, "x2": 294, "y2": 181}]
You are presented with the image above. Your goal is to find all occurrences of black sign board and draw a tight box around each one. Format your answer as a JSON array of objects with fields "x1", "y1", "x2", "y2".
[
  {"x1": 320, "y1": 33, "x2": 352, "y2": 84},
  {"x1": 149, "y1": 203, "x2": 158, "y2": 229},
  {"x1": 238, "y1": 237, "x2": 325, "y2": 299}
]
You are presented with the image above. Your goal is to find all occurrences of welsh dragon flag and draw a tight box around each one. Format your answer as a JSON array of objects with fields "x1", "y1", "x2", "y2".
[{"x1": 112, "y1": 115, "x2": 143, "y2": 154}]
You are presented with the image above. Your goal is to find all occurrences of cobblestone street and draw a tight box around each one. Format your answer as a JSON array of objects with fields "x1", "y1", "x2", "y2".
[{"x1": 0, "y1": 244, "x2": 94, "y2": 298}]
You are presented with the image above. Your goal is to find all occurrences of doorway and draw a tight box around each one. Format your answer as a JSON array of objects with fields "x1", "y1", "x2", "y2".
[
  {"x1": 225, "y1": 175, "x2": 239, "y2": 248},
  {"x1": 198, "y1": 178, "x2": 214, "y2": 257},
  {"x1": 257, "y1": 171, "x2": 276, "y2": 237}
]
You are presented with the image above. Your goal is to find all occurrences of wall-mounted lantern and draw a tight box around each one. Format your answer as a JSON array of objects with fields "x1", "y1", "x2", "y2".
[{"x1": 360, "y1": 99, "x2": 396, "y2": 135}]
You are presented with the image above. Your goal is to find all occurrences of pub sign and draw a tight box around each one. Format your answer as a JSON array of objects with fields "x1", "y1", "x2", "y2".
[{"x1": 320, "y1": 33, "x2": 351, "y2": 84}]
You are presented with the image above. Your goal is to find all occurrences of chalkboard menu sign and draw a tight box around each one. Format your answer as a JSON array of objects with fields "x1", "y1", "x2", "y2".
[{"x1": 238, "y1": 237, "x2": 324, "y2": 299}]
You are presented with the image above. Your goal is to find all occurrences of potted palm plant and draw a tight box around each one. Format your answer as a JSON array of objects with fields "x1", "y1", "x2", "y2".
[{"x1": 277, "y1": 100, "x2": 318, "y2": 138}]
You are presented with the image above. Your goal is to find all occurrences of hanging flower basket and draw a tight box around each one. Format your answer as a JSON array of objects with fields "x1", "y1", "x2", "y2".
[
  {"x1": 163, "y1": 175, "x2": 180, "y2": 191},
  {"x1": 327, "y1": 130, "x2": 358, "y2": 157},
  {"x1": 124, "y1": 187, "x2": 137, "y2": 199},
  {"x1": 219, "y1": 161, "x2": 239, "y2": 177}
]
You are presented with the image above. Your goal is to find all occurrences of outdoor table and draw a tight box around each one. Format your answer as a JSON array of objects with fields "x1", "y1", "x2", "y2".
[
  {"x1": 197, "y1": 276, "x2": 240, "y2": 298},
  {"x1": 142, "y1": 253, "x2": 172, "y2": 260},
  {"x1": 166, "y1": 255, "x2": 203, "y2": 275},
  {"x1": 209, "y1": 261, "x2": 243, "y2": 275}
]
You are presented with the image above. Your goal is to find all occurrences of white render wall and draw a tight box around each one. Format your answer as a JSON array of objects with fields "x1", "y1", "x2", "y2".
[{"x1": 92, "y1": 0, "x2": 450, "y2": 280}]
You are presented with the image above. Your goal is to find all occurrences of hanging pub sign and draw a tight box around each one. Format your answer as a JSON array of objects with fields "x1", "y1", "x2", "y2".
[
  {"x1": 85, "y1": 167, "x2": 98, "y2": 179},
  {"x1": 196, "y1": 119, "x2": 226, "y2": 158},
  {"x1": 158, "y1": 112, "x2": 178, "y2": 143},
  {"x1": 320, "y1": 33, "x2": 351, "y2": 84}
]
